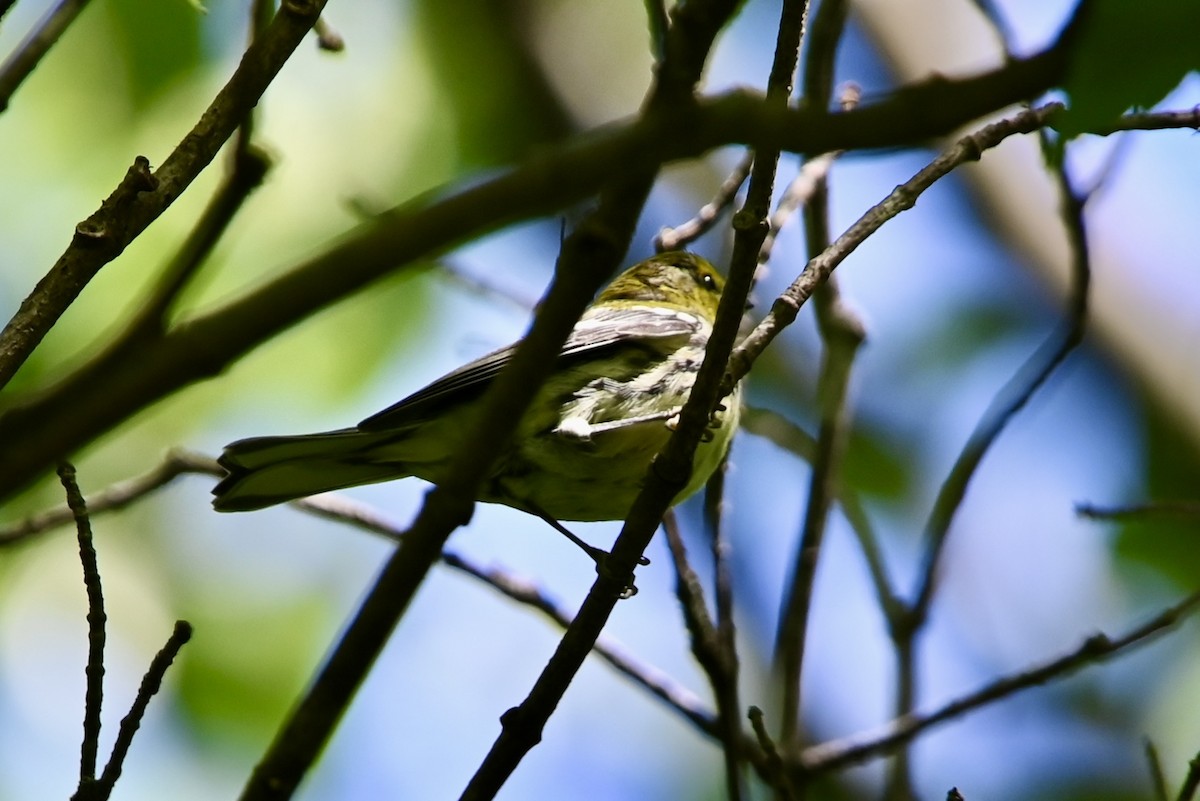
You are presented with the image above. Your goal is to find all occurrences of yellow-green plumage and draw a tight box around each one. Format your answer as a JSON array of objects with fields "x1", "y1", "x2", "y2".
[{"x1": 212, "y1": 251, "x2": 740, "y2": 523}]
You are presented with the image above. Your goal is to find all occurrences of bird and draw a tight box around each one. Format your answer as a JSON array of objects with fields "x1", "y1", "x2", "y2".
[{"x1": 212, "y1": 251, "x2": 741, "y2": 558}]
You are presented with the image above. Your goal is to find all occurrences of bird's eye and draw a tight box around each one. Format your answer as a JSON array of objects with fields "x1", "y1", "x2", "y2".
[{"x1": 701, "y1": 273, "x2": 717, "y2": 291}]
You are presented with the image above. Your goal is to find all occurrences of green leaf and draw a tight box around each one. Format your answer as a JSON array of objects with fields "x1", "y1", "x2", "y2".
[
  {"x1": 105, "y1": 0, "x2": 204, "y2": 106},
  {"x1": 1112, "y1": 394, "x2": 1200, "y2": 589},
  {"x1": 1058, "y1": 0, "x2": 1200, "y2": 136}
]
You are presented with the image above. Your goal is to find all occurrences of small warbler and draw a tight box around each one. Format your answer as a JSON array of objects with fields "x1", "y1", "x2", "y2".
[{"x1": 212, "y1": 251, "x2": 741, "y2": 547}]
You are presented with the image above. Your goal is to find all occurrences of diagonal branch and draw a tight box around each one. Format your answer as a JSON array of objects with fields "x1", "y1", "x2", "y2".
[
  {"x1": 0, "y1": 0, "x2": 327, "y2": 391},
  {"x1": 0, "y1": 0, "x2": 96, "y2": 112},
  {"x1": 799, "y1": 590, "x2": 1200, "y2": 773}
]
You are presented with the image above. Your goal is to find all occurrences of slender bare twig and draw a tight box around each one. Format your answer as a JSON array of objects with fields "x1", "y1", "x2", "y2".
[
  {"x1": 1181, "y1": 752, "x2": 1200, "y2": 801},
  {"x1": 725, "y1": 102, "x2": 1063, "y2": 393},
  {"x1": 774, "y1": 0, "x2": 859, "y2": 760},
  {"x1": 705, "y1": 455, "x2": 734, "y2": 652},
  {"x1": 799, "y1": 590, "x2": 1200, "y2": 773},
  {"x1": 750, "y1": 706, "x2": 796, "y2": 801},
  {"x1": 871, "y1": 130, "x2": 1088, "y2": 801},
  {"x1": 757, "y1": 150, "x2": 837, "y2": 265},
  {"x1": 0, "y1": 0, "x2": 328, "y2": 391},
  {"x1": 58, "y1": 462, "x2": 106, "y2": 789},
  {"x1": 296, "y1": 494, "x2": 733, "y2": 744},
  {"x1": 1077, "y1": 502, "x2": 1200, "y2": 523},
  {"x1": 0, "y1": 0, "x2": 96, "y2": 112},
  {"x1": 663, "y1": 510, "x2": 744, "y2": 799},
  {"x1": 1146, "y1": 738, "x2": 1170, "y2": 801},
  {"x1": 113, "y1": 0, "x2": 275, "y2": 339},
  {"x1": 92, "y1": 621, "x2": 193, "y2": 798},
  {"x1": 741, "y1": 407, "x2": 902, "y2": 620},
  {"x1": 655, "y1": 151, "x2": 754, "y2": 252},
  {"x1": 0, "y1": 451, "x2": 221, "y2": 546},
  {"x1": 909, "y1": 135, "x2": 1091, "y2": 626}
]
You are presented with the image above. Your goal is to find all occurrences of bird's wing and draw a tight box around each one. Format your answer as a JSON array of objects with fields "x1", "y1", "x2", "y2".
[{"x1": 357, "y1": 306, "x2": 701, "y2": 431}]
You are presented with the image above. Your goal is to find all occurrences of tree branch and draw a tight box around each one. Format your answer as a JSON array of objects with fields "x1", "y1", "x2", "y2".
[
  {"x1": 0, "y1": 0, "x2": 327, "y2": 391},
  {"x1": 798, "y1": 590, "x2": 1200, "y2": 773},
  {"x1": 0, "y1": 0, "x2": 96, "y2": 113}
]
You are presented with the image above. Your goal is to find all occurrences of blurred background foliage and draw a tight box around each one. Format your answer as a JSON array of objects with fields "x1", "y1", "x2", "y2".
[{"x1": 0, "y1": 0, "x2": 1197, "y2": 799}]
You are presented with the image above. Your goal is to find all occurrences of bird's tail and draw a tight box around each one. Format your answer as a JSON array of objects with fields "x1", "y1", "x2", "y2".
[{"x1": 212, "y1": 428, "x2": 408, "y2": 512}]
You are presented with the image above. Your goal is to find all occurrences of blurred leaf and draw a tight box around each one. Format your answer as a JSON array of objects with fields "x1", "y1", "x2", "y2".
[
  {"x1": 744, "y1": 406, "x2": 911, "y2": 502},
  {"x1": 105, "y1": 0, "x2": 204, "y2": 106},
  {"x1": 175, "y1": 594, "x2": 332, "y2": 747},
  {"x1": 1058, "y1": 0, "x2": 1200, "y2": 136},
  {"x1": 842, "y1": 425, "x2": 911, "y2": 502},
  {"x1": 1113, "y1": 395, "x2": 1200, "y2": 589},
  {"x1": 909, "y1": 301, "x2": 1036, "y2": 375},
  {"x1": 413, "y1": 0, "x2": 574, "y2": 166}
]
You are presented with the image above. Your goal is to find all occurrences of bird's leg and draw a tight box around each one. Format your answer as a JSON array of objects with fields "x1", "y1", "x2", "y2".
[{"x1": 527, "y1": 505, "x2": 648, "y2": 597}]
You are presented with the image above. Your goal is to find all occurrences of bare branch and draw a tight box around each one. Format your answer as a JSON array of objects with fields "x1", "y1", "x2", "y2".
[
  {"x1": 296, "y1": 494, "x2": 729, "y2": 744},
  {"x1": 663, "y1": 510, "x2": 746, "y2": 798},
  {"x1": 909, "y1": 130, "x2": 1092, "y2": 625},
  {"x1": 750, "y1": 706, "x2": 797, "y2": 800},
  {"x1": 800, "y1": 590, "x2": 1200, "y2": 773},
  {"x1": 0, "y1": 451, "x2": 221, "y2": 546},
  {"x1": 1077, "y1": 501, "x2": 1200, "y2": 523},
  {"x1": 655, "y1": 151, "x2": 753, "y2": 252},
  {"x1": 774, "y1": 0, "x2": 860, "y2": 757},
  {"x1": 94, "y1": 621, "x2": 193, "y2": 797},
  {"x1": 0, "y1": 0, "x2": 328, "y2": 391},
  {"x1": 725, "y1": 102, "x2": 1062, "y2": 393},
  {"x1": 1146, "y1": 738, "x2": 1170, "y2": 801},
  {"x1": 0, "y1": 0, "x2": 96, "y2": 112},
  {"x1": 58, "y1": 462, "x2": 106, "y2": 788},
  {"x1": 1181, "y1": 751, "x2": 1200, "y2": 801}
]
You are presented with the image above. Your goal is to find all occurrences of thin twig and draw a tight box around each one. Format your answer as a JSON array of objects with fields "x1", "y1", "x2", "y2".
[
  {"x1": 296, "y1": 494, "x2": 734, "y2": 745},
  {"x1": 1077, "y1": 502, "x2": 1200, "y2": 523},
  {"x1": 125, "y1": 0, "x2": 276, "y2": 335},
  {"x1": 704, "y1": 458, "x2": 737, "y2": 681},
  {"x1": 908, "y1": 132, "x2": 1091, "y2": 626},
  {"x1": 58, "y1": 462, "x2": 106, "y2": 789},
  {"x1": 774, "y1": 0, "x2": 858, "y2": 759},
  {"x1": 750, "y1": 706, "x2": 796, "y2": 800},
  {"x1": 741, "y1": 407, "x2": 902, "y2": 620},
  {"x1": 799, "y1": 590, "x2": 1200, "y2": 773},
  {"x1": 758, "y1": 150, "x2": 837, "y2": 266},
  {"x1": 725, "y1": 102, "x2": 1063, "y2": 394},
  {"x1": 663, "y1": 510, "x2": 744, "y2": 800},
  {"x1": 655, "y1": 151, "x2": 754, "y2": 252},
  {"x1": 94, "y1": 621, "x2": 193, "y2": 797},
  {"x1": 0, "y1": 0, "x2": 328, "y2": 391},
  {"x1": 1181, "y1": 752, "x2": 1200, "y2": 801},
  {"x1": 0, "y1": 0, "x2": 96, "y2": 112},
  {"x1": 1145, "y1": 738, "x2": 1170, "y2": 801},
  {"x1": 0, "y1": 451, "x2": 221, "y2": 546}
]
